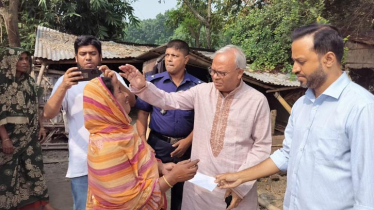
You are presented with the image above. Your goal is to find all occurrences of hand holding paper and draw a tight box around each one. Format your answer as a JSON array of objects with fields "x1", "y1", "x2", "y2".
[{"x1": 188, "y1": 172, "x2": 217, "y2": 192}]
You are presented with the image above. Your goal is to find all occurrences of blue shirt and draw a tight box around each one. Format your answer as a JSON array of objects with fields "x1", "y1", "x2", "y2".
[
  {"x1": 271, "y1": 72, "x2": 374, "y2": 210},
  {"x1": 135, "y1": 71, "x2": 203, "y2": 137}
]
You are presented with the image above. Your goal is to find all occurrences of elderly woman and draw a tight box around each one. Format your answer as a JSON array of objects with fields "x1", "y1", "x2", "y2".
[
  {"x1": 83, "y1": 72, "x2": 198, "y2": 210},
  {"x1": 0, "y1": 48, "x2": 57, "y2": 210}
]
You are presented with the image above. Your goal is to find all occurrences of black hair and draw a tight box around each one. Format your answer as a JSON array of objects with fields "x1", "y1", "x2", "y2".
[
  {"x1": 102, "y1": 77, "x2": 114, "y2": 95},
  {"x1": 74, "y1": 35, "x2": 102, "y2": 55},
  {"x1": 166, "y1": 39, "x2": 190, "y2": 56},
  {"x1": 292, "y1": 23, "x2": 344, "y2": 63}
]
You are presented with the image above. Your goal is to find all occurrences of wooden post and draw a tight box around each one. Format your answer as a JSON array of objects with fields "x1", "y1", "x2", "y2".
[
  {"x1": 36, "y1": 60, "x2": 47, "y2": 86},
  {"x1": 270, "y1": 110, "x2": 277, "y2": 135},
  {"x1": 274, "y1": 92, "x2": 292, "y2": 114},
  {"x1": 142, "y1": 58, "x2": 158, "y2": 75}
]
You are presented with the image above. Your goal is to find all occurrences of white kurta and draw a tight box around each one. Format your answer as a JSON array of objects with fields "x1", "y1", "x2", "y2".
[{"x1": 132, "y1": 80, "x2": 272, "y2": 210}]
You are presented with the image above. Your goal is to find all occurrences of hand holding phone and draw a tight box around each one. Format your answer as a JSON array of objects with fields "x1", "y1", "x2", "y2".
[{"x1": 72, "y1": 67, "x2": 101, "y2": 82}]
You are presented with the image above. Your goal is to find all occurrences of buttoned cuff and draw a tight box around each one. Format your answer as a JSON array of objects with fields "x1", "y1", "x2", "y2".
[{"x1": 270, "y1": 149, "x2": 289, "y2": 171}]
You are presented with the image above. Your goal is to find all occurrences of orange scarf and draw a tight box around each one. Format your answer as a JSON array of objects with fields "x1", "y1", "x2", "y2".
[{"x1": 83, "y1": 77, "x2": 165, "y2": 210}]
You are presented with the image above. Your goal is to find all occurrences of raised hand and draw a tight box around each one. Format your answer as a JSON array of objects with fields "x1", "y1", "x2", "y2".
[
  {"x1": 101, "y1": 67, "x2": 120, "y2": 86},
  {"x1": 215, "y1": 172, "x2": 243, "y2": 189},
  {"x1": 118, "y1": 64, "x2": 146, "y2": 89},
  {"x1": 61, "y1": 67, "x2": 82, "y2": 90}
]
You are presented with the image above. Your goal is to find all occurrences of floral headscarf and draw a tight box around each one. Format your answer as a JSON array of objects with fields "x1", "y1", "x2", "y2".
[
  {"x1": 0, "y1": 47, "x2": 32, "y2": 81},
  {"x1": 0, "y1": 47, "x2": 38, "y2": 126}
]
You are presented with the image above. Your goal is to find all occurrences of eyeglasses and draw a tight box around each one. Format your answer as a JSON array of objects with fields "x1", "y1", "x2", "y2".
[{"x1": 208, "y1": 67, "x2": 238, "y2": 77}]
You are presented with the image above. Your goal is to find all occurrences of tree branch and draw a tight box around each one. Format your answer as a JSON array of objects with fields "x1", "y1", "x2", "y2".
[
  {"x1": 0, "y1": 0, "x2": 9, "y2": 24},
  {"x1": 0, "y1": 0, "x2": 21, "y2": 47},
  {"x1": 183, "y1": 0, "x2": 209, "y2": 27},
  {"x1": 207, "y1": 0, "x2": 211, "y2": 24}
]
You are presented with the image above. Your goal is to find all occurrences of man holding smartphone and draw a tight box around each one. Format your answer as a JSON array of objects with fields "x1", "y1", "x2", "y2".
[{"x1": 43, "y1": 35, "x2": 135, "y2": 210}]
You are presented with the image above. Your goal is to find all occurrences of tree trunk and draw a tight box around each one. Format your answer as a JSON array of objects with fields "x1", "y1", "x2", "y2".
[
  {"x1": 195, "y1": 36, "x2": 200, "y2": 48},
  {"x1": 206, "y1": 0, "x2": 212, "y2": 49},
  {"x1": 0, "y1": 0, "x2": 21, "y2": 47},
  {"x1": 183, "y1": 0, "x2": 212, "y2": 48},
  {"x1": 205, "y1": 26, "x2": 211, "y2": 49},
  {"x1": 188, "y1": 25, "x2": 201, "y2": 48}
]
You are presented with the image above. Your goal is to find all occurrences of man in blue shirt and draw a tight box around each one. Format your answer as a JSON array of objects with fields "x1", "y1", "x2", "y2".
[
  {"x1": 216, "y1": 24, "x2": 374, "y2": 210},
  {"x1": 136, "y1": 39, "x2": 202, "y2": 210}
]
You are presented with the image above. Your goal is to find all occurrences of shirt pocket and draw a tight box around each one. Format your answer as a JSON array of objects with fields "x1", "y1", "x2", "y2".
[
  {"x1": 180, "y1": 110, "x2": 194, "y2": 119},
  {"x1": 315, "y1": 127, "x2": 339, "y2": 162}
]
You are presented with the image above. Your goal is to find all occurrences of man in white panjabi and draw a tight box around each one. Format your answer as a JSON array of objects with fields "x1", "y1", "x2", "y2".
[{"x1": 119, "y1": 45, "x2": 272, "y2": 210}]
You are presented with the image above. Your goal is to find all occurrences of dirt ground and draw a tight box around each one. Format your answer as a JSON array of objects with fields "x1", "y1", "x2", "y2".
[
  {"x1": 257, "y1": 173, "x2": 287, "y2": 210},
  {"x1": 43, "y1": 150, "x2": 73, "y2": 210}
]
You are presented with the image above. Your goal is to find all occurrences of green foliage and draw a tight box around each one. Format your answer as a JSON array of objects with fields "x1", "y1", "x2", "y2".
[
  {"x1": 228, "y1": 0, "x2": 325, "y2": 72},
  {"x1": 164, "y1": 0, "x2": 230, "y2": 49},
  {"x1": 15, "y1": 0, "x2": 139, "y2": 52},
  {"x1": 166, "y1": 3, "x2": 203, "y2": 48},
  {"x1": 0, "y1": 19, "x2": 8, "y2": 48},
  {"x1": 323, "y1": 0, "x2": 374, "y2": 36},
  {"x1": 341, "y1": 35, "x2": 350, "y2": 66},
  {"x1": 123, "y1": 12, "x2": 174, "y2": 44}
]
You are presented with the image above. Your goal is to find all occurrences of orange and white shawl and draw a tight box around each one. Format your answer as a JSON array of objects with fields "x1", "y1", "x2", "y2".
[{"x1": 83, "y1": 77, "x2": 165, "y2": 210}]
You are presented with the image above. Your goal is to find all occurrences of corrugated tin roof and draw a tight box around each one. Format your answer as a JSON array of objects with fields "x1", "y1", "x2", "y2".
[
  {"x1": 196, "y1": 50, "x2": 215, "y2": 59},
  {"x1": 34, "y1": 26, "x2": 155, "y2": 61},
  {"x1": 348, "y1": 32, "x2": 374, "y2": 46},
  {"x1": 244, "y1": 70, "x2": 300, "y2": 87}
]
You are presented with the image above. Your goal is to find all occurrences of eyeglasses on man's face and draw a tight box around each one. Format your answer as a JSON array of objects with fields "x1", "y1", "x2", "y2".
[{"x1": 208, "y1": 67, "x2": 238, "y2": 77}]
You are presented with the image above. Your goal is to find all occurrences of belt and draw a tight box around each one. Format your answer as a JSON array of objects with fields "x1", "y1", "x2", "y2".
[{"x1": 150, "y1": 130, "x2": 185, "y2": 144}]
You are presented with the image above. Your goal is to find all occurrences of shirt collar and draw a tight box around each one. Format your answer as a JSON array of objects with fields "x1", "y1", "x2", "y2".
[
  {"x1": 305, "y1": 71, "x2": 351, "y2": 101},
  {"x1": 218, "y1": 79, "x2": 244, "y2": 98},
  {"x1": 160, "y1": 70, "x2": 192, "y2": 85}
]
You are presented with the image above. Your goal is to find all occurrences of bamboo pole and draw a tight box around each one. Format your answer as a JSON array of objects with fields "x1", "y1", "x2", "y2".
[
  {"x1": 266, "y1": 86, "x2": 300, "y2": 93},
  {"x1": 270, "y1": 110, "x2": 277, "y2": 135},
  {"x1": 36, "y1": 60, "x2": 47, "y2": 86},
  {"x1": 274, "y1": 92, "x2": 292, "y2": 114}
]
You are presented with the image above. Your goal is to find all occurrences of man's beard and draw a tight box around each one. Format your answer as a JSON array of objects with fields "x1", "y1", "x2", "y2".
[{"x1": 300, "y1": 64, "x2": 327, "y2": 89}]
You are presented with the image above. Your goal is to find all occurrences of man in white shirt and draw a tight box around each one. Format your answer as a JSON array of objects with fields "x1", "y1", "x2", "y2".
[
  {"x1": 215, "y1": 24, "x2": 374, "y2": 210},
  {"x1": 43, "y1": 35, "x2": 135, "y2": 210}
]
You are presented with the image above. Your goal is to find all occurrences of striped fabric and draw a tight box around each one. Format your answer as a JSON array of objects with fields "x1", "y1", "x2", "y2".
[{"x1": 83, "y1": 77, "x2": 165, "y2": 210}]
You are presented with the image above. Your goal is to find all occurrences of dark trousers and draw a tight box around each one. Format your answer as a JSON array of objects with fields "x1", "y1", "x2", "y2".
[{"x1": 148, "y1": 132, "x2": 191, "y2": 210}]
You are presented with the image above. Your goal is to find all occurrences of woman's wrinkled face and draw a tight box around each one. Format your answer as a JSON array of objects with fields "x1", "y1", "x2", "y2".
[
  {"x1": 113, "y1": 82, "x2": 131, "y2": 114},
  {"x1": 16, "y1": 52, "x2": 30, "y2": 74}
]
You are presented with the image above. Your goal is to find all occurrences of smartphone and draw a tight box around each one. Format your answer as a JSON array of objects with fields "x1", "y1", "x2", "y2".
[
  {"x1": 225, "y1": 195, "x2": 232, "y2": 208},
  {"x1": 72, "y1": 67, "x2": 102, "y2": 82}
]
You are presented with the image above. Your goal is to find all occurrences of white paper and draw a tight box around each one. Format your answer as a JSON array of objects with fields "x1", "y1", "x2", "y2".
[{"x1": 188, "y1": 172, "x2": 217, "y2": 192}]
